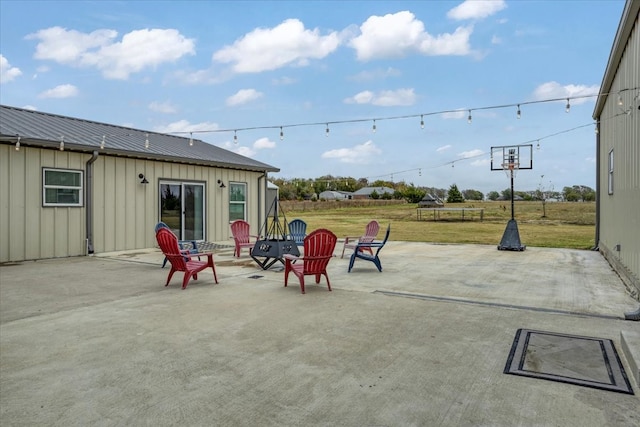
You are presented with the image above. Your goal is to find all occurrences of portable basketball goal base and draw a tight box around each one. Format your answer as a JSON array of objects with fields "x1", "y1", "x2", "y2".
[{"x1": 490, "y1": 144, "x2": 533, "y2": 251}]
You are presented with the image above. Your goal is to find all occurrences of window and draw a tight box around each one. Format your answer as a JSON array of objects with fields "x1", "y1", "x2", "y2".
[
  {"x1": 43, "y1": 168, "x2": 83, "y2": 207},
  {"x1": 608, "y1": 149, "x2": 614, "y2": 195},
  {"x1": 229, "y1": 182, "x2": 246, "y2": 221}
]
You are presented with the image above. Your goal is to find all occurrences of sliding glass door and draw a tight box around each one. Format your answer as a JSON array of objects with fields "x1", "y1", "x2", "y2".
[{"x1": 160, "y1": 181, "x2": 205, "y2": 241}]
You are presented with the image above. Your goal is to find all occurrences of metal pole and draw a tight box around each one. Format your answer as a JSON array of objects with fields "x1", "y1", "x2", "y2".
[{"x1": 510, "y1": 169, "x2": 515, "y2": 220}]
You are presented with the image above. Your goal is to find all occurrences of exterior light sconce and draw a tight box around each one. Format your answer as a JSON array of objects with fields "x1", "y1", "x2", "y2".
[
  {"x1": 138, "y1": 173, "x2": 149, "y2": 184},
  {"x1": 217, "y1": 179, "x2": 226, "y2": 188}
]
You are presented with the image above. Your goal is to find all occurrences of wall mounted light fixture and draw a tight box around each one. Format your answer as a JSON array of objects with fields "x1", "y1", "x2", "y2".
[
  {"x1": 217, "y1": 179, "x2": 226, "y2": 188},
  {"x1": 138, "y1": 173, "x2": 149, "y2": 184}
]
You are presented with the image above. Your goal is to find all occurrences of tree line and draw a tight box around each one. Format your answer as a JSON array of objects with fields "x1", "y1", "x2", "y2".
[{"x1": 269, "y1": 176, "x2": 595, "y2": 203}]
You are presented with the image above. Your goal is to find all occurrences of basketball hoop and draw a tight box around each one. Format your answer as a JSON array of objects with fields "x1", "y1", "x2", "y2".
[{"x1": 490, "y1": 144, "x2": 533, "y2": 252}]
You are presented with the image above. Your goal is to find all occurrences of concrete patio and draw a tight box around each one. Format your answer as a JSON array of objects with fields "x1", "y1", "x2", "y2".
[{"x1": 1, "y1": 242, "x2": 638, "y2": 426}]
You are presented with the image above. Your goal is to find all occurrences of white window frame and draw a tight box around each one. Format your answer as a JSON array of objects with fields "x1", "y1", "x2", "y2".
[
  {"x1": 608, "y1": 149, "x2": 614, "y2": 195},
  {"x1": 42, "y1": 168, "x2": 84, "y2": 207},
  {"x1": 229, "y1": 182, "x2": 247, "y2": 222}
]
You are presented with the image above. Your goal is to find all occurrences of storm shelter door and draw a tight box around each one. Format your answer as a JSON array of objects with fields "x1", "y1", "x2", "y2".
[{"x1": 160, "y1": 182, "x2": 205, "y2": 241}]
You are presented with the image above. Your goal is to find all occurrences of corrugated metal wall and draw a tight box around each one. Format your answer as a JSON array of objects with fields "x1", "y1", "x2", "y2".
[
  {"x1": 0, "y1": 145, "x2": 87, "y2": 262},
  {"x1": 599, "y1": 14, "x2": 640, "y2": 288},
  {"x1": 1, "y1": 145, "x2": 264, "y2": 262}
]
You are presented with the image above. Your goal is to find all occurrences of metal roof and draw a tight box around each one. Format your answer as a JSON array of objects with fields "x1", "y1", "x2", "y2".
[
  {"x1": 0, "y1": 105, "x2": 279, "y2": 173},
  {"x1": 593, "y1": 0, "x2": 639, "y2": 118}
]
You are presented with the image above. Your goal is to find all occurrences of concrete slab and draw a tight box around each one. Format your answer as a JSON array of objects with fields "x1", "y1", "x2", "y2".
[{"x1": 1, "y1": 242, "x2": 638, "y2": 426}]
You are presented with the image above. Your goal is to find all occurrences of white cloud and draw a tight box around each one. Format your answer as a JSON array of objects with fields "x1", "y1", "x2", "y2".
[
  {"x1": 344, "y1": 88, "x2": 416, "y2": 106},
  {"x1": 22, "y1": 105, "x2": 38, "y2": 111},
  {"x1": 532, "y1": 81, "x2": 600, "y2": 105},
  {"x1": 226, "y1": 88, "x2": 264, "y2": 106},
  {"x1": 272, "y1": 76, "x2": 297, "y2": 85},
  {"x1": 436, "y1": 144, "x2": 452, "y2": 152},
  {"x1": 213, "y1": 19, "x2": 341, "y2": 73},
  {"x1": 0, "y1": 54, "x2": 22, "y2": 83},
  {"x1": 491, "y1": 35, "x2": 502, "y2": 44},
  {"x1": 458, "y1": 149, "x2": 484, "y2": 159},
  {"x1": 470, "y1": 158, "x2": 490, "y2": 167},
  {"x1": 26, "y1": 26, "x2": 195, "y2": 80},
  {"x1": 253, "y1": 137, "x2": 276, "y2": 149},
  {"x1": 321, "y1": 140, "x2": 382, "y2": 164},
  {"x1": 153, "y1": 119, "x2": 219, "y2": 134},
  {"x1": 348, "y1": 67, "x2": 402, "y2": 82},
  {"x1": 441, "y1": 110, "x2": 467, "y2": 119},
  {"x1": 349, "y1": 11, "x2": 472, "y2": 61},
  {"x1": 148, "y1": 101, "x2": 178, "y2": 114},
  {"x1": 447, "y1": 0, "x2": 507, "y2": 21},
  {"x1": 38, "y1": 84, "x2": 78, "y2": 98},
  {"x1": 221, "y1": 141, "x2": 256, "y2": 157}
]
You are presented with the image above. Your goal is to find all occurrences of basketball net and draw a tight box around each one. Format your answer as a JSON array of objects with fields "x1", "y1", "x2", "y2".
[{"x1": 501, "y1": 162, "x2": 519, "y2": 178}]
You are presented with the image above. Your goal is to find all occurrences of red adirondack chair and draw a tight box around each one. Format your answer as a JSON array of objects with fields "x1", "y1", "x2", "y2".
[
  {"x1": 156, "y1": 227, "x2": 218, "y2": 289},
  {"x1": 341, "y1": 220, "x2": 380, "y2": 258},
  {"x1": 284, "y1": 228, "x2": 337, "y2": 294},
  {"x1": 230, "y1": 220, "x2": 259, "y2": 257}
]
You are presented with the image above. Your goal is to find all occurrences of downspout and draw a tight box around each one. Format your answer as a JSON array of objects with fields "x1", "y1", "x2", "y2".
[
  {"x1": 258, "y1": 171, "x2": 267, "y2": 233},
  {"x1": 85, "y1": 151, "x2": 99, "y2": 254},
  {"x1": 594, "y1": 120, "x2": 600, "y2": 251}
]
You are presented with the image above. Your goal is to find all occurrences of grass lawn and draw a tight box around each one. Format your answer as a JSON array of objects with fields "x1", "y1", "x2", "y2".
[{"x1": 279, "y1": 201, "x2": 596, "y2": 250}]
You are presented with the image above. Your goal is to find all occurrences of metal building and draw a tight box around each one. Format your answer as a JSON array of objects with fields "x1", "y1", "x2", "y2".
[
  {"x1": 0, "y1": 105, "x2": 279, "y2": 263},
  {"x1": 593, "y1": 0, "x2": 640, "y2": 297}
]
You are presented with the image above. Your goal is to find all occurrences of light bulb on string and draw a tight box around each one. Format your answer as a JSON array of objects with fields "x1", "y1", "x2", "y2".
[
  {"x1": 467, "y1": 110, "x2": 472, "y2": 124},
  {"x1": 59, "y1": 136, "x2": 64, "y2": 151},
  {"x1": 233, "y1": 130, "x2": 238, "y2": 145},
  {"x1": 279, "y1": 126, "x2": 284, "y2": 141},
  {"x1": 189, "y1": 132, "x2": 193, "y2": 147},
  {"x1": 617, "y1": 93, "x2": 624, "y2": 106},
  {"x1": 420, "y1": 115, "x2": 424, "y2": 129},
  {"x1": 516, "y1": 105, "x2": 521, "y2": 119},
  {"x1": 372, "y1": 120, "x2": 377, "y2": 133},
  {"x1": 100, "y1": 135, "x2": 106, "y2": 150},
  {"x1": 536, "y1": 140, "x2": 540, "y2": 150},
  {"x1": 15, "y1": 135, "x2": 20, "y2": 151},
  {"x1": 325, "y1": 123, "x2": 329, "y2": 137},
  {"x1": 565, "y1": 99, "x2": 571, "y2": 113},
  {"x1": 144, "y1": 133, "x2": 149, "y2": 149},
  {"x1": 418, "y1": 168, "x2": 422, "y2": 177}
]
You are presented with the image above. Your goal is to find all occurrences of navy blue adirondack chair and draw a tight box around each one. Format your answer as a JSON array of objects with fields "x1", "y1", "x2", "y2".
[
  {"x1": 348, "y1": 224, "x2": 390, "y2": 273},
  {"x1": 155, "y1": 222, "x2": 200, "y2": 268},
  {"x1": 287, "y1": 219, "x2": 308, "y2": 246}
]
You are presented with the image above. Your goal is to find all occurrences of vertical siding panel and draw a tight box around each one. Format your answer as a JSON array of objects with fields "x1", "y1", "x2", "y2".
[
  {"x1": 0, "y1": 145, "x2": 10, "y2": 262},
  {"x1": 24, "y1": 147, "x2": 42, "y2": 260}
]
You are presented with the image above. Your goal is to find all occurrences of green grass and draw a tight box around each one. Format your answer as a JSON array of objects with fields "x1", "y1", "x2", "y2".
[{"x1": 280, "y1": 201, "x2": 596, "y2": 250}]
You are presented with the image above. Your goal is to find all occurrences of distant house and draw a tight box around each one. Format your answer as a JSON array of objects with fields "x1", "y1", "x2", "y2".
[
  {"x1": 0, "y1": 105, "x2": 279, "y2": 263},
  {"x1": 352, "y1": 186, "x2": 395, "y2": 199},
  {"x1": 592, "y1": 0, "x2": 639, "y2": 296},
  {"x1": 418, "y1": 193, "x2": 444, "y2": 208},
  {"x1": 319, "y1": 190, "x2": 351, "y2": 200}
]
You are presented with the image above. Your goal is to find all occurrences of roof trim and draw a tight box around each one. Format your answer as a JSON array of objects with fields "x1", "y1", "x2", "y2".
[{"x1": 593, "y1": 0, "x2": 640, "y2": 118}]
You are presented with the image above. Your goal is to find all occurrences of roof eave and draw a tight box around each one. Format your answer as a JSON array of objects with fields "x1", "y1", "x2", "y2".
[{"x1": 593, "y1": 0, "x2": 639, "y2": 119}]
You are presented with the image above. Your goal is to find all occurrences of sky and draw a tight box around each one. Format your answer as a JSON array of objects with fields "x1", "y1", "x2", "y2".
[{"x1": 0, "y1": 0, "x2": 627, "y2": 195}]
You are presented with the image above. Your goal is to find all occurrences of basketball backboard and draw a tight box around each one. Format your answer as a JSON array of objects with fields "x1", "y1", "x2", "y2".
[{"x1": 490, "y1": 144, "x2": 533, "y2": 171}]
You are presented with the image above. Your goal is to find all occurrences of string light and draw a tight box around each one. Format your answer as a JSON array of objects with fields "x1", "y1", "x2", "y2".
[
  {"x1": 420, "y1": 115, "x2": 424, "y2": 129},
  {"x1": 565, "y1": 99, "x2": 571, "y2": 113},
  {"x1": 279, "y1": 126, "x2": 284, "y2": 141},
  {"x1": 617, "y1": 93, "x2": 624, "y2": 106},
  {"x1": 144, "y1": 133, "x2": 149, "y2": 149},
  {"x1": 536, "y1": 140, "x2": 540, "y2": 150},
  {"x1": 100, "y1": 135, "x2": 106, "y2": 150},
  {"x1": 189, "y1": 132, "x2": 193, "y2": 146},
  {"x1": 467, "y1": 110, "x2": 472, "y2": 124},
  {"x1": 517, "y1": 105, "x2": 521, "y2": 119},
  {"x1": 15, "y1": 135, "x2": 20, "y2": 151},
  {"x1": 325, "y1": 123, "x2": 330, "y2": 137},
  {"x1": 233, "y1": 130, "x2": 238, "y2": 144},
  {"x1": 59, "y1": 136, "x2": 64, "y2": 151},
  {"x1": 372, "y1": 120, "x2": 377, "y2": 133}
]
